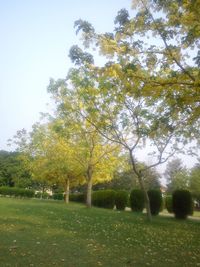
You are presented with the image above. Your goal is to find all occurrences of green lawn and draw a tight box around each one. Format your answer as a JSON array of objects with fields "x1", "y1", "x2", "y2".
[{"x1": 0, "y1": 197, "x2": 200, "y2": 267}]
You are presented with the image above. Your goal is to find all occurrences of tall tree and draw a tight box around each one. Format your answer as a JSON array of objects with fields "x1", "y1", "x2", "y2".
[
  {"x1": 47, "y1": 82, "x2": 120, "y2": 207},
  {"x1": 29, "y1": 122, "x2": 84, "y2": 203},
  {"x1": 0, "y1": 150, "x2": 32, "y2": 188},
  {"x1": 164, "y1": 158, "x2": 189, "y2": 192},
  {"x1": 65, "y1": 0, "x2": 199, "y2": 220},
  {"x1": 189, "y1": 160, "x2": 200, "y2": 204}
]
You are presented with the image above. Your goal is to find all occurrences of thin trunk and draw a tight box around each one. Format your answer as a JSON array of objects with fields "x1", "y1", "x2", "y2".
[
  {"x1": 138, "y1": 173, "x2": 152, "y2": 222},
  {"x1": 129, "y1": 150, "x2": 152, "y2": 221},
  {"x1": 64, "y1": 178, "x2": 70, "y2": 204},
  {"x1": 41, "y1": 184, "x2": 45, "y2": 199},
  {"x1": 86, "y1": 167, "x2": 93, "y2": 208}
]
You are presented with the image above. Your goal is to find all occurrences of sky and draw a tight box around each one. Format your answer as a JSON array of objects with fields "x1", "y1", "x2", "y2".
[
  {"x1": 0, "y1": 0, "x2": 132, "y2": 148},
  {"x1": 0, "y1": 0, "x2": 198, "y2": 174}
]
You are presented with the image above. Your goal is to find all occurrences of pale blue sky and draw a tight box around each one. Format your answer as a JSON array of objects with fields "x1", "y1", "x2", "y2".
[{"x1": 0, "y1": 0, "x2": 131, "y2": 150}]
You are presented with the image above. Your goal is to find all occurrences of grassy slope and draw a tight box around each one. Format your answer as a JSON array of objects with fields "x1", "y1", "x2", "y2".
[{"x1": 0, "y1": 197, "x2": 200, "y2": 267}]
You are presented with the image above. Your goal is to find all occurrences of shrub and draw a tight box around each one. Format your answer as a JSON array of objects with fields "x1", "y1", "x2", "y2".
[
  {"x1": 129, "y1": 189, "x2": 145, "y2": 212},
  {"x1": 172, "y1": 190, "x2": 193, "y2": 219},
  {"x1": 52, "y1": 193, "x2": 64, "y2": 200},
  {"x1": 69, "y1": 193, "x2": 85, "y2": 203},
  {"x1": 148, "y1": 189, "x2": 162, "y2": 216},
  {"x1": 92, "y1": 190, "x2": 116, "y2": 209},
  {"x1": 0, "y1": 186, "x2": 35, "y2": 198},
  {"x1": 115, "y1": 190, "x2": 128, "y2": 211},
  {"x1": 165, "y1": 195, "x2": 173, "y2": 213}
]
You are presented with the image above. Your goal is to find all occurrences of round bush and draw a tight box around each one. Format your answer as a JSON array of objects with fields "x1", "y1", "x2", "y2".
[
  {"x1": 115, "y1": 190, "x2": 128, "y2": 211},
  {"x1": 172, "y1": 190, "x2": 193, "y2": 219},
  {"x1": 92, "y1": 190, "x2": 116, "y2": 209},
  {"x1": 165, "y1": 195, "x2": 173, "y2": 213},
  {"x1": 129, "y1": 189, "x2": 145, "y2": 212},
  {"x1": 148, "y1": 189, "x2": 162, "y2": 216}
]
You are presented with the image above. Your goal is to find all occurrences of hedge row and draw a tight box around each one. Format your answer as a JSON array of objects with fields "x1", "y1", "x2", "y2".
[
  {"x1": 35, "y1": 192, "x2": 51, "y2": 199},
  {"x1": 1, "y1": 186, "x2": 193, "y2": 219},
  {"x1": 92, "y1": 190, "x2": 116, "y2": 209},
  {"x1": 130, "y1": 189, "x2": 145, "y2": 212},
  {"x1": 0, "y1": 186, "x2": 35, "y2": 198}
]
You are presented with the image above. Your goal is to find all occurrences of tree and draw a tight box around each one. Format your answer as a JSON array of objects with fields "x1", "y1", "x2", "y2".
[
  {"x1": 189, "y1": 160, "x2": 200, "y2": 205},
  {"x1": 80, "y1": 1, "x2": 199, "y2": 124},
  {"x1": 0, "y1": 150, "x2": 32, "y2": 188},
  {"x1": 65, "y1": 1, "x2": 199, "y2": 220},
  {"x1": 46, "y1": 83, "x2": 121, "y2": 207},
  {"x1": 29, "y1": 121, "x2": 84, "y2": 203},
  {"x1": 165, "y1": 158, "x2": 189, "y2": 193},
  {"x1": 67, "y1": 44, "x2": 191, "y2": 221}
]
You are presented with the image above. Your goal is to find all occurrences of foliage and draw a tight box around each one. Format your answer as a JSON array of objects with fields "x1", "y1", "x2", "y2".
[
  {"x1": 129, "y1": 189, "x2": 145, "y2": 212},
  {"x1": 165, "y1": 158, "x2": 189, "y2": 193},
  {"x1": 0, "y1": 186, "x2": 35, "y2": 198},
  {"x1": 35, "y1": 192, "x2": 51, "y2": 199},
  {"x1": 165, "y1": 195, "x2": 173, "y2": 213},
  {"x1": 66, "y1": 0, "x2": 200, "y2": 221},
  {"x1": 115, "y1": 190, "x2": 128, "y2": 210},
  {"x1": 47, "y1": 79, "x2": 121, "y2": 208},
  {"x1": 69, "y1": 193, "x2": 85, "y2": 203},
  {"x1": 172, "y1": 189, "x2": 193, "y2": 219},
  {"x1": 92, "y1": 170, "x2": 137, "y2": 191},
  {"x1": 189, "y1": 161, "x2": 200, "y2": 204},
  {"x1": 0, "y1": 150, "x2": 32, "y2": 188},
  {"x1": 92, "y1": 190, "x2": 116, "y2": 209},
  {"x1": 148, "y1": 189, "x2": 162, "y2": 216},
  {"x1": 52, "y1": 193, "x2": 64, "y2": 200}
]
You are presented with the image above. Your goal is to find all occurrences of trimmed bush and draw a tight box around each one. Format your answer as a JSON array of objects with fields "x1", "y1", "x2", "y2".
[
  {"x1": 148, "y1": 189, "x2": 162, "y2": 216},
  {"x1": 0, "y1": 186, "x2": 35, "y2": 198},
  {"x1": 172, "y1": 190, "x2": 193, "y2": 219},
  {"x1": 69, "y1": 193, "x2": 85, "y2": 203},
  {"x1": 115, "y1": 190, "x2": 128, "y2": 211},
  {"x1": 52, "y1": 193, "x2": 64, "y2": 200},
  {"x1": 92, "y1": 190, "x2": 116, "y2": 209},
  {"x1": 130, "y1": 189, "x2": 145, "y2": 212},
  {"x1": 165, "y1": 195, "x2": 173, "y2": 213}
]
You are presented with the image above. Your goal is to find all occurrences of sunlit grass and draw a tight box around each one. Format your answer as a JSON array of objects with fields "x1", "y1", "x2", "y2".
[{"x1": 0, "y1": 197, "x2": 200, "y2": 267}]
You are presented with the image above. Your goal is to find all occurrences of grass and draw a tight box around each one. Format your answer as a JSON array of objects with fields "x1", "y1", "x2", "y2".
[{"x1": 0, "y1": 197, "x2": 200, "y2": 267}]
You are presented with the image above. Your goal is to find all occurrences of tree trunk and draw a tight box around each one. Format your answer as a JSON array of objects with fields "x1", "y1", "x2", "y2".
[
  {"x1": 64, "y1": 178, "x2": 70, "y2": 204},
  {"x1": 129, "y1": 151, "x2": 152, "y2": 221},
  {"x1": 86, "y1": 167, "x2": 93, "y2": 208},
  {"x1": 138, "y1": 173, "x2": 152, "y2": 222}
]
